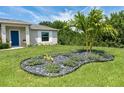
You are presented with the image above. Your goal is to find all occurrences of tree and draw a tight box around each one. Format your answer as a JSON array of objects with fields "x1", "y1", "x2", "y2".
[
  {"x1": 39, "y1": 21, "x2": 52, "y2": 26},
  {"x1": 105, "y1": 10, "x2": 124, "y2": 44},
  {"x1": 39, "y1": 20, "x2": 67, "y2": 29},
  {"x1": 71, "y1": 8, "x2": 118, "y2": 52}
]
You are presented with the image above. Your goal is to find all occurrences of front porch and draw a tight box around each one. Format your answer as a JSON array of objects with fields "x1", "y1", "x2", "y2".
[{"x1": 0, "y1": 23, "x2": 30, "y2": 47}]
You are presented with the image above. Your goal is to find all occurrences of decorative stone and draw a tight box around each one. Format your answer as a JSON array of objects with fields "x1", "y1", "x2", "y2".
[{"x1": 20, "y1": 50, "x2": 114, "y2": 77}]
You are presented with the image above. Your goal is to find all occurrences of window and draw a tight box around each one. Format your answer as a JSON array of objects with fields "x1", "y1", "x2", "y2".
[{"x1": 41, "y1": 32, "x2": 49, "y2": 41}]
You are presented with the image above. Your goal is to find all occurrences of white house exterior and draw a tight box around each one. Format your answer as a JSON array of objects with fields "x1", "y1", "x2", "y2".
[{"x1": 0, "y1": 18, "x2": 58, "y2": 47}]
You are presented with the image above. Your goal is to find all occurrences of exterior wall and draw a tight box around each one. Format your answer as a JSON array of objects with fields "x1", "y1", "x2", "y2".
[
  {"x1": 30, "y1": 30, "x2": 58, "y2": 45},
  {"x1": 30, "y1": 30, "x2": 38, "y2": 45},
  {"x1": 52, "y1": 31, "x2": 58, "y2": 44},
  {"x1": 6, "y1": 26, "x2": 26, "y2": 47},
  {"x1": 25, "y1": 26, "x2": 30, "y2": 45},
  {"x1": 1, "y1": 24, "x2": 6, "y2": 43}
]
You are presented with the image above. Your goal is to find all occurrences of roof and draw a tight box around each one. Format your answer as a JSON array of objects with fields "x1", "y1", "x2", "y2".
[
  {"x1": 0, "y1": 18, "x2": 31, "y2": 25},
  {"x1": 30, "y1": 24, "x2": 58, "y2": 31},
  {"x1": 0, "y1": 18, "x2": 58, "y2": 31}
]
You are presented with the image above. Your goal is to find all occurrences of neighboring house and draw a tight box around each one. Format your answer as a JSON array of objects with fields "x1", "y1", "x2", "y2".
[{"x1": 0, "y1": 18, "x2": 58, "y2": 47}]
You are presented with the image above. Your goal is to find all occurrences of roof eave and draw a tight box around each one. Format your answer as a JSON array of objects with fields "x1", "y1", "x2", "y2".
[
  {"x1": 0, "y1": 22, "x2": 31, "y2": 25},
  {"x1": 31, "y1": 28, "x2": 58, "y2": 31}
]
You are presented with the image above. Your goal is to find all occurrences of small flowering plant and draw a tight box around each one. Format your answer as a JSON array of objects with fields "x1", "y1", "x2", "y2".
[{"x1": 43, "y1": 54, "x2": 54, "y2": 63}]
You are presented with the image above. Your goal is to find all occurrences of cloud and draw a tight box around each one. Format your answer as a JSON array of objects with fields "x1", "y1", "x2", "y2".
[
  {"x1": 6, "y1": 6, "x2": 42, "y2": 23},
  {"x1": 33, "y1": 6, "x2": 86, "y2": 22},
  {"x1": 80, "y1": 6, "x2": 102, "y2": 15},
  {"x1": 10, "y1": 6, "x2": 102, "y2": 22},
  {"x1": 33, "y1": 6, "x2": 57, "y2": 15},
  {"x1": 50, "y1": 9, "x2": 76, "y2": 21},
  {"x1": 0, "y1": 7, "x2": 98, "y2": 23},
  {"x1": 81, "y1": 6, "x2": 90, "y2": 12},
  {"x1": 0, "y1": 12, "x2": 8, "y2": 16},
  {"x1": 34, "y1": 7, "x2": 76, "y2": 22},
  {"x1": 7, "y1": 6, "x2": 56, "y2": 23},
  {"x1": 0, "y1": 6, "x2": 110, "y2": 24}
]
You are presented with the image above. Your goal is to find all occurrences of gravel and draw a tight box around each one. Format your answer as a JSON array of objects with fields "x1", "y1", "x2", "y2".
[{"x1": 20, "y1": 50, "x2": 114, "y2": 77}]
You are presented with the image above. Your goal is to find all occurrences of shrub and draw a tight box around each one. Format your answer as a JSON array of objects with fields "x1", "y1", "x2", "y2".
[
  {"x1": 62, "y1": 56, "x2": 83, "y2": 67},
  {"x1": 44, "y1": 64, "x2": 60, "y2": 73},
  {"x1": 70, "y1": 56, "x2": 81, "y2": 61},
  {"x1": 27, "y1": 44, "x2": 39, "y2": 47},
  {"x1": 119, "y1": 44, "x2": 124, "y2": 48},
  {"x1": 87, "y1": 53, "x2": 103, "y2": 60},
  {"x1": 27, "y1": 61, "x2": 44, "y2": 66},
  {"x1": 94, "y1": 40, "x2": 124, "y2": 48},
  {"x1": 0, "y1": 43, "x2": 10, "y2": 49},
  {"x1": 27, "y1": 44, "x2": 34, "y2": 47},
  {"x1": 63, "y1": 59, "x2": 78, "y2": 67},
  {"x1": 96, "y1": 41, "x2": 108, "y2": 47}
]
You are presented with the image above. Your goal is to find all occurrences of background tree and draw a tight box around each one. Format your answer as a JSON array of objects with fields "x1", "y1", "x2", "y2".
[
  {"x1": 105, "y1": 11, "x2": 124, "y2": 45},
  {"x1": 39, "y1": 21, "x2": 52, "y2": 26}
]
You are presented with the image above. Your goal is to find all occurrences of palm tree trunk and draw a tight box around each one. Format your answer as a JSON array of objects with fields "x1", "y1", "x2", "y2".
[
  {"x1": 85, "y1": 34, "x2": 89, "y2": 52},
  {"x1": 88, "y1": 37, "x2": 94, "y2": 53},
  {"x1": 89, "y1": 42, "x2": 92, "y2": 53}
]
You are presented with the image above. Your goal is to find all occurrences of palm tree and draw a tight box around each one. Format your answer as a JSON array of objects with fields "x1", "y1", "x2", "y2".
[{"x1": 70, "y1": 8, "x2": 118, "y2": 52}]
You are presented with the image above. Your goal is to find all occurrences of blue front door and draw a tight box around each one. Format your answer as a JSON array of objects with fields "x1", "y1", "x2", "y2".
[{"x1": 11, "y1": 31, "x2": 19, "y2": 46}]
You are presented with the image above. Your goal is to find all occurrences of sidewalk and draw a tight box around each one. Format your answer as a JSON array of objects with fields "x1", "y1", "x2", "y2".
[{"x1": 0, "y1": 47, "x2": 24, "y2": 51}]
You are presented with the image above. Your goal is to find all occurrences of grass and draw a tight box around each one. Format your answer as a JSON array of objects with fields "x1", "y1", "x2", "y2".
[{"x1": 0, "y1": 45, "x2": 124, "y2": 86}]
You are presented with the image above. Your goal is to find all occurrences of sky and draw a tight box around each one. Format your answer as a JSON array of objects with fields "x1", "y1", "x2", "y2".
[{"x1": 0, "y1": 6, "x2": 123, "y2": 24}]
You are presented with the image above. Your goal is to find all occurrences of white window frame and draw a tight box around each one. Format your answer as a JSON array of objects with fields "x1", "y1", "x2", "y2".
[{"x1": 41, "y1": 31, "x2": 50, "y2": 42}]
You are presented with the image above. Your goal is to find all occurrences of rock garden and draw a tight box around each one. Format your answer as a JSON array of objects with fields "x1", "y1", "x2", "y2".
[{"x1": 20, "y1": 50, "x2": 114, "y2": 77}]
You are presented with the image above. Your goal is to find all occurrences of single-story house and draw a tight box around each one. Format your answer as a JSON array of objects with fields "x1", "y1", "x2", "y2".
[{"x1": 0, "y1": 18, "x2": 58, "y2": 47}]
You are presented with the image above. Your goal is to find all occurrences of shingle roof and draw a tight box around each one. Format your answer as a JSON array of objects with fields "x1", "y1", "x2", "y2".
[
  {"x1": 30, "y1": 24, "x2": 58, "y2": 31},
  {"x1": 0, "y1": 18, "x2": 58, "y2": 31},
  {"x1": 0, "y1": 18, "x2": 31, "y2": 25}
]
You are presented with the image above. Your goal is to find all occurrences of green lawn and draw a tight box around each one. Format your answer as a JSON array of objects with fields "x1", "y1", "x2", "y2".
[{"x1": 0, "y1": 45, "x2": 124, "y2": 87}]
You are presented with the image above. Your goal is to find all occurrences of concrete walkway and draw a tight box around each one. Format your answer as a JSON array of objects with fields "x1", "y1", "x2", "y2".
[{"x1": 0, "y1": 47, "x2": 24, "y2": 51}]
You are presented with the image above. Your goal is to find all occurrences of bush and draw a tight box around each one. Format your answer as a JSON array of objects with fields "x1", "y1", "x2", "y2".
[
  {"x1": 63, "y1": 59, "x2": 78, "y2": 67},
  {"x1": 44, "y1": 64, "x2": 60, "y2": 73},
  {"x1": 62, "y1": 56, "x2": 83, "y2": 67},
  {"x1": 99, "y1": 42, "x2": 108, "y2": 47},
  {"x1": 94, "y1": 40, "x2": 124, "y2": 48},
  {"x1": 27, "y1": 57, "x2": 44, "y2": 66},
  {"x1": 0, "y1": 43, "x2": 10, "y2": 49},
  {"x1": 27, "y1": 44, "x2": 39, "y2": 47},
  {"x1": 70, "y1": 56, "x2": 81, "y2": 61},
  {"x1": 27, "y1": 61, "x2": 44, "y2": 66},
  {"x1": 87, "y1": 53, "x2": 103, "y2": 60},
  {"x1": 118, "y1": 44, "x2": 124, "y2": 48}
]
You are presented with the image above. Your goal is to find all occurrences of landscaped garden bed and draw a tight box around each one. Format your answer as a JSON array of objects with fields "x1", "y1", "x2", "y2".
[{"x1": 20, "y1": 50, "x2": 114, "y2": 77}]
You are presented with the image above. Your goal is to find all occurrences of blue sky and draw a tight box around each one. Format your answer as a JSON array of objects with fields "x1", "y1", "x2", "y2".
[{"x1": 0, "y1": 6, "x2": 123, "y2": 24}]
